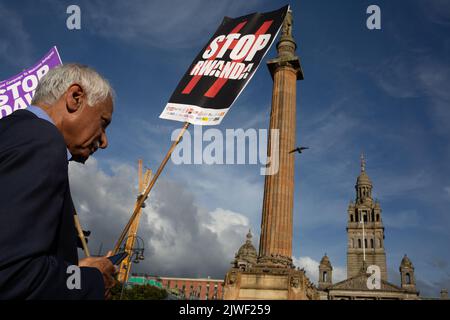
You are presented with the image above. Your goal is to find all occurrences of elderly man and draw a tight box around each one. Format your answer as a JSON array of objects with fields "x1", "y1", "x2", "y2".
[{"x1": 0, "y1": 64, "x2": 116, "y2": 299}]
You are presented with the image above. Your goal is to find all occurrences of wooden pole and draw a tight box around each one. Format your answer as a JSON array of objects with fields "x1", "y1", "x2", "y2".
[
  {"x1": 74, "y1": 212, "x2": 90, "y2": 257},
  {"x1": 117, "y1": 160, "x2": 152, "y2": 283},
  {"x1": 124, "y1": 169, "x2": 152, "y2": 282},
  {"x1": 113, "y1": 121, "x2": 190, "y2": 253},
  {"x1": 117, "y1": 159, "x2": 143, "y2": 282}
]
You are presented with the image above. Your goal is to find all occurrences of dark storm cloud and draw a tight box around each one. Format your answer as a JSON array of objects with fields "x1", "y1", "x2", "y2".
[{"x1": 69, "y1": 158, "x2": 250, "y2": 279}]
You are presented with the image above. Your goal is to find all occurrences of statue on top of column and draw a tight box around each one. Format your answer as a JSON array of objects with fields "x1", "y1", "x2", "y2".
[{"x1": 281, "y1": 10, "x2": 293, "y2": 38}]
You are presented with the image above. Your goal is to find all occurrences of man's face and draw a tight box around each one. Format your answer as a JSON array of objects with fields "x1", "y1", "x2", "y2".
[{"x1": 63, "y1": 95, "x2": 113, "y2": 163}]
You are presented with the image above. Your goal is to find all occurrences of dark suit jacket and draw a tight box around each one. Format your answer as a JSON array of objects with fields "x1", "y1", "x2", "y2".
[{"x1": 0, "y1": 109, "x2": 104, "y2": 299}]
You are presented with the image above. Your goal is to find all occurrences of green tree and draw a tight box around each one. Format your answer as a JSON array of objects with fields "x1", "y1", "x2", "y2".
[{"x1": 111, "y1": 283, "x2": 168, "y2": 300}]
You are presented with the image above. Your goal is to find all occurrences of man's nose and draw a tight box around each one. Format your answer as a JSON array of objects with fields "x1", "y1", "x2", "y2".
[{"x1": 100, "y1": 132, "x2": 108, "y2": 149}]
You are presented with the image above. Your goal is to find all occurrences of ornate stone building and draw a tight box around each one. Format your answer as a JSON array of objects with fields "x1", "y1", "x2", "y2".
[
  {"x1": 224, "y1": 231, "x2": 317, "y2": 300},
  {"x1": 317, "y1": 156, "x2": 420, "y2": 300},
  {"x1": 232, "y1": 230, "x2": 258, "y2": 271},
  {"x1": 318, "y1": 255, "x2": 333, "y2": 290},
  {"x1": 347, "y1": 155, "x2": 387, "y2": 281}
]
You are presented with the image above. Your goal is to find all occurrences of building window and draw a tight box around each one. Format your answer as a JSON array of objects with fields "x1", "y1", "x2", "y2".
[
  {"x1": 350, "y1": 214, "x2": 354, "y2": 222},
  {"x1": 213, "y1": 285, "x2": 218, "y2": 300},
  {"x1": 370, "y1": 239, "x2": 374, "y2": 248},
  {"x1": 364, "y1": 239, "x2": 367, "y2": 248},
  {"x1": 371, "y1": 212, "x2": 374, "y2": 221},
  {"x1": 376, "y1": 214, "x2": 380, "y2": 222},
  {"x1": 323, "y1": 271, "x2": 328, "y2": 282},
  {"x1": 358, "y1": 239, "x2": 362, "y2": 248},
  {"x1": 406, "y1": 273, "x2": 411, "y2": 284}
]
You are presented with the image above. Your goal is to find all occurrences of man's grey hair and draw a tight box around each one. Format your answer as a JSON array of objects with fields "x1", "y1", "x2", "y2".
[{"x1": 31, "y1": 63, "x2": 114, "y2": 106}]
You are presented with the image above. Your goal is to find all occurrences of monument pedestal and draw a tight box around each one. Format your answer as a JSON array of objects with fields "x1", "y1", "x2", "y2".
[{"x1": 224, "y1": 266, "x2": 318, "y2": 300}]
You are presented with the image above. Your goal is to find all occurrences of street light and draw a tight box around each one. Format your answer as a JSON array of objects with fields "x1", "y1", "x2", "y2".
[{"x1": 119, "y1": 234, "x2": 145, "y2": 300}]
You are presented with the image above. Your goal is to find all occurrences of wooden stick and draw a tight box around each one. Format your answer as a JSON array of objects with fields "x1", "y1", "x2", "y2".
[
  {"x1": 123, "y1": 169, "x2": 152, "y2": 283},
  {"x1": 113, "y1": 121, "x2": 190, "y2": 253},
  {"x1": 117, "y1": 160, "x2": 143, "y2": 282},
  {"x1": 74, "y1": 212, "x2": 90, "y2": 257}
]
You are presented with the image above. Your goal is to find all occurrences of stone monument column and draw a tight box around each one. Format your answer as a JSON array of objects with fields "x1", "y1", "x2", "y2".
[
  {"x1": 224, "y1": 10, "x2": 316, "y2": 300},
  {"x1": 258, "y1": 10, "x2": 303, "y2": 267}
]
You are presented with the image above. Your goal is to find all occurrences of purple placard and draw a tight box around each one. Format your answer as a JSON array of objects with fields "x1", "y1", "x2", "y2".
[{"x1": 0, "y1": 46, "x2": 62, "y2": 119}]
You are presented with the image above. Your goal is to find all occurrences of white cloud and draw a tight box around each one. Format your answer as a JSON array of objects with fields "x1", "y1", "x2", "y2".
[
  {"x1": 292, "y1": 256, "x2": 346, "y2": 285},
  {"x1": 204, "y1": 208, "x2": 249, "y2": 235},
  {"x1": 204, "y1": 208, "x2": 253, "y2": 260},
  {"x1": 293, "y1": 256, "x2": 319, "y2": 283},
  {"x1": 68, "y1": 157, "x2": 251, "y2": 278},
  {"x1": 167, "y1": 163, "x2": 264, "y2": 225}
]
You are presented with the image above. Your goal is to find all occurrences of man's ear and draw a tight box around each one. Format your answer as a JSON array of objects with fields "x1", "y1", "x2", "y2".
[{"x1": 65, "y1": 84, "x2": 85, "y2": 113}]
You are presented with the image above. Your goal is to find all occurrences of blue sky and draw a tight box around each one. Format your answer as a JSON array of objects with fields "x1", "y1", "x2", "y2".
[{"x1": 1, "y1": 0, "x2": 449, "y2": 297}]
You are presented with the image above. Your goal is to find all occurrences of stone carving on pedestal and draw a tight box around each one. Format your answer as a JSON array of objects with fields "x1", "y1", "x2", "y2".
[{"x1": 290, "y1": 276, "x2": 300, "y2": 288}]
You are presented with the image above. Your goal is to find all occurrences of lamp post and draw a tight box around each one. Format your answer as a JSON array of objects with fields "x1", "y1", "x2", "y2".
[{"x1": 119, "y1": 235, "x2": 145, "y2": 300}]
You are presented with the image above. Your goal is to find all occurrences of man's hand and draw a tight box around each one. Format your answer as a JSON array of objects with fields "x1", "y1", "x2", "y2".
[{"x1": 79, "y1": 251, "x2": 117, "y2": 299}]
